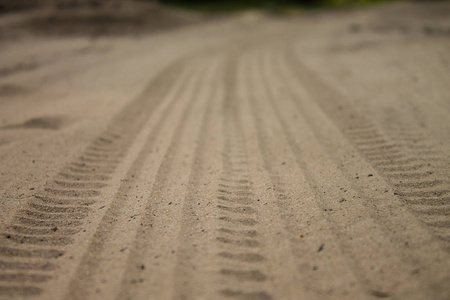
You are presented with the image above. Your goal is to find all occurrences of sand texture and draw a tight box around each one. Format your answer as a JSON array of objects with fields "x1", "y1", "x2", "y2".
[{"x1": 0, "y1": 2, "x2": 449, "y2": 299}]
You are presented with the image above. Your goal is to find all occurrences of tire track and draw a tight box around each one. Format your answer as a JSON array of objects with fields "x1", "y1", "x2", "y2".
[
  {"x1": 169, "y1": 57, "x2": 224, "y2": 299},
  {"x1": 251, "y1": 47, "x2": 450, "y2": 298},
  {"x1": 114, "y1": 57, "x2": 220, "y2": 300},
  {"x1": 283, "y1": 43, "x2": 450, "y2": 248},
  {"x1": 212, "y1": 55, "x2": 272, "y2": 300},
  {"x1": 239, "y1": 51, "x2": 368, "y2": 299},
  {"x1": 65, "y1": 58, "x2": 209, "y2": 300},
  {"x1": 0, "y1": 56, "x2": 192, "y2": 298},
  {"x1": 268, "y1": 44, "x2": 449, "y2": 297}
]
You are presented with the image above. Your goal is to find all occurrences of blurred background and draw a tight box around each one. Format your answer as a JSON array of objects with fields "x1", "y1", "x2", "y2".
[
  {"x1": 0, "y1": 0, "x2": 397, "y2": 14},
  {"x1": 2, "y1": 0, "x2": 448, "y2": 38},
  {"x1": 0, "y1": 0, "x2": 406, "y2": 40}
]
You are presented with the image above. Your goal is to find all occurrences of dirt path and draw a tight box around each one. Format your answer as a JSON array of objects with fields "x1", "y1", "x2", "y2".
[{"x1": 0, "y1": 2, "x2": 449, "y2": 299}]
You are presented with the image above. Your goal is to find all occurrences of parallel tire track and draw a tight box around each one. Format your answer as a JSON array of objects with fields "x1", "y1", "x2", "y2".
[
  {"x1": 114, "y1": 57, "x2": 217, "y2": 300},
  {"x1": 254, "y1": 47, "x2": 450, "y2": 298},
  {"x1": 240, "y1": 51, "x2": 368, "y2": 299},
  {"x1": 0, "y1": 57, "x2": 191, "y2": 298},
  {"x1": 170, "y1": 57, "x2": 223, "y2": 299},
  {"x1": 283, "y1": 44, "x2": 450, "y2": 248},
  {"x1": 66, "y1": 58, "x2": 206, "y2": 300}
]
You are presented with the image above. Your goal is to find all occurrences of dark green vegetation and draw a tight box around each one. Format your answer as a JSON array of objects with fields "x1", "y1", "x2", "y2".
[{"x1": 159, "y1": 0, "x2": 394, "y2": 12}]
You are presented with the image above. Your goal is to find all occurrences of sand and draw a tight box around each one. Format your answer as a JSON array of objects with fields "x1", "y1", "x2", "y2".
[{"x1": 0, "y1": 1, "x2": 449, "y2": 299}]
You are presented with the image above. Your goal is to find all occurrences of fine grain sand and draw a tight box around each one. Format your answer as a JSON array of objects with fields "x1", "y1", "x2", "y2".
[{"x1": 0, "y1": 2, "x2": 449, "y2": 299}]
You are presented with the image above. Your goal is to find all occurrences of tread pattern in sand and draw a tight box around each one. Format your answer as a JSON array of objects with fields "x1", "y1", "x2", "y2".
[
  {"x1": 0, "y1": 57, "x2": 190, "y2": 297},
  {"x1": 241, "y1": 45, "x2": 450, "y2": 298},
  {"x1": 283, "y1": 44, "x2": 450, "y2": 249},
  {"x1": 214, "y1": 57, "x2": 271, "y2": 300}
]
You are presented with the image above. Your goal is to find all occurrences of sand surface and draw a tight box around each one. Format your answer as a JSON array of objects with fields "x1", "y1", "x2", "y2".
[{"x1": 0, "y1": 2, "x2": 449, "y2": 299}]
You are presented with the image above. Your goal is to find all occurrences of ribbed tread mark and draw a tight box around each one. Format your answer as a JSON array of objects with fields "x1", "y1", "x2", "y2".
[
  {"x1": 34, "y1": 195, "x2": 95, "y2": 206},
  {"x1": 218, "y1": 184, "x2": 251, "y2": 190},
  {"x1": 0, "y1": 285, "x2": 43, "y2": 297},
  {"x1": 395, "y1": 190, "x2": 449, "y2": 198},
  {"x1": 217, "y1": 205, "x2": 256, "y2": 214},
  {"x1": 0, "y1": 273, "x2": 52, "y2": 283},
  {"x1": 62, "y1": 166, "x2": 111, "y2": 175},
  {"x1": 358, "y1": 143, "x2": 399, "y2": 151},
  {"x1": 219, "y1": 178, "x2": 253, "y2": 184},
  {"x1": 405, "y1": 197, "x2": 450, "y2": 206},
  {"x1": 0, "y1": 261, "x2": 55, "y2": 271},
  {"x1": 57, "y1": 173, "x2": 111, "y2": 181},
  {"x1": 52, "y1": 180, "x2": 107, "y2": 189},
  {"x1": 28, "y1": 203, "x2": 90, "y2": 214},
  {"x1": 354, "y1": 139, "x2": 390, "y2": 146},
  {"x1": 220, "y1": 289, "x2": 272, "y2": 300},
  {"x1": 4, "y1": 234, "x2": 72, "y2": 246},
  {"x1": 218, "y1": 216, "x2": 258, "y2": 226},
  {"x1": 361, "y1": 148, "x2": 402, "y2": 156},
  {"x1": 217, "y1": 228, "x2": 258, "y2": 238},
  {"x1": 422, "y1": 220, "x2": 450, "y2": 228},
  {"x1": 217, "y1": 196, "x2": 254, "y2": 205},
  {"x1": 82, "y1": 149, "x2": 121, "y2": 157},
  {"x1": 0, "y1": 56, "x2": 193, "y2": 296},
  {"x1": 372, "y1": 158, "x2": 416, "y2": 166},
  {"x1": 283, "y1": 45, "x2": 450, "y2": 247},
  {"x1": 394, "y1": 180, "x2": 445, "y2": 189},
  {"x1": 220, "y1": 269, "x2": 267, "y2": 282},
  {"x1": 82, "y1": 150, "x2": 121, "y2": 157},
  {"x1": 386, "y1": 172, "x2": 434, "y2": 179},
  {"x1": 9, "y1": 226, "x2": 79, "y2": 236},
  {"x1": 218, "y1": 252, "x2": 264, "y2": 263},
  {"x1": 366, "y1": 153, "x2": 405, "y2": 160},
  {"x1": 19, "y1": 210, "x2": 88, "y2": 220},
  {"x1": 69, "y1": 162, "x2": 116, "y2": 173},
  {"x1": 42, "y1": 188, "x2": 100, "y2": 198},
  {"x1": 412, "y1": 205, "x2": 450, "y2": 215},
  {"x1": 378, "y1": 164, "x2": 429, "y2": 172},
  {"x1": 217, "y1": 237, "x2": 259, "y2": 248},
  {"x1": 77, "y1": 156, "x2": 120, "y2": 164},
  {"x1": 14, "y1": 218, "x2": 83, "y2": 227},
  {"x1": 219, "y1": 189, "x2": 253, "y2": 196},
  {"x1": 0, "y1": 247, "x2": 63, "y2": 259}
]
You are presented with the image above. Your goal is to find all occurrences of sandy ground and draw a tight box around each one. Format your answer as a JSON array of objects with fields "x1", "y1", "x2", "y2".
[{"x1": 0, "y1": 1, "x2": 449, "y2": 299}]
